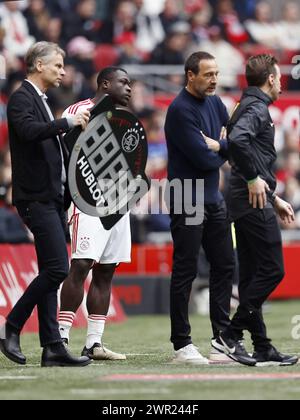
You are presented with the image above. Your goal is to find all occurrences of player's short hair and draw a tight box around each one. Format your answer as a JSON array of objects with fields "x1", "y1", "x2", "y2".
[
  {"x1": 25, "y1": 42, "x2": 65, "y2": 74},
  {"x1": 185, "y1": 52, "x2": 216, "y2": 77},
  {"x1": 246, "y1": 54, "x2": 278, "y2": 87},
  {"x1": 96, "y1": 67, "x2": 128, "y2": 88}
]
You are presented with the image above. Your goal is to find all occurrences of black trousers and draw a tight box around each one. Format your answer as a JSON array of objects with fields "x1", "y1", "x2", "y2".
[
  {"x1": 230, "y1": 208, "x2": 285, "y2": 351},
  {"x1": 7, "y1": 200, "x2": 69, "y2": 347},
  {"x1": 170, "y1": 200, "x2": 235, "y2": 351}
]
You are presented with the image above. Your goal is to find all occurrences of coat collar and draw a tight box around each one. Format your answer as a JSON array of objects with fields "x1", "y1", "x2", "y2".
[
  {"x1": 242, "y1": 86, "x2": 273, "y2": 106},
  {"x1": 22, "y1": 80, "x2": 51, "y2": 123}
]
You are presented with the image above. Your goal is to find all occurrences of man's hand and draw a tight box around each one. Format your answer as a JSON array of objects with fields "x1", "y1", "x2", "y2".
[
  {"x1": 248, "y1": 176, "x2": 270, "y2": 209},
  {"x1": 201, "y1": 131, "x2": 221, "y2": 153},
  {"x1": 72, "y1": 110, "x2": 90, "y2": 130},
  {"x1": 274, "y1": 196, "x2": 295, "y2": 224}
]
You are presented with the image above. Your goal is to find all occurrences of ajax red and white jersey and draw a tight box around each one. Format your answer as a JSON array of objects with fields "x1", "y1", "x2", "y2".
[
  {"x1": 62, "y1": 98, "x2": 95, "y2": 119},
  {"x1": 63, "y1": 98, "x2": 132, "y2": 263},
  {"x1": 62, "y1": 98, "x2": 95, "y2": 222}
]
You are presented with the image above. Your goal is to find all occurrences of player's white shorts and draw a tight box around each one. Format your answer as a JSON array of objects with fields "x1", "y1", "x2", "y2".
[{"x1": 70, "y1": 212, "x2": 131, "y2": 264}]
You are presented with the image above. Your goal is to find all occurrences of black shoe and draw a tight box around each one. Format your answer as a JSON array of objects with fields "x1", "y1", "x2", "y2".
[
  {"x1": 253, "y1": 346, "x2": 299, "y2": 367},
  {"x1": 211, "y1": 337, "x2": 226, "y2": 353},
  {"x1": 61, "y1": 338, "x2": 69, "y2": 346},
  {"x1": 219, "y1": 332, "x2": 257, "y2": 367},
  {"x1": 81, "y1": 343, "x2": 102, "y2": 359},
  {"x1": 41, "y1": 343, "x2": 92, "y2": 367},
  {"x1": 212, "y1": 337, "x2": 246, "y2": 354},
  {"x1": 81, "y1": 344, "x2": 98, "y2": 358},
  {"x1": 0, "y1": 324, "x2": 26, "y2": 365}
]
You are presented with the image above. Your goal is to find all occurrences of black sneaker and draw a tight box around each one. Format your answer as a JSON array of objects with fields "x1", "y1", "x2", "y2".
[
  {"x1": 253, "y1": 346, "x2": 299, "y2": 367},
  {"x1": 211, "y1": 337, "x2": 226, "y2": 353},
  {"x1": 219, "y1": 333, "x2": 257, "y2": 367},
  {"x1": 212, "y1": 337, "x2": 246, "y2": 353},
  {"x1": 211, "y1": 337, "x2": 236, "y2": 364}
]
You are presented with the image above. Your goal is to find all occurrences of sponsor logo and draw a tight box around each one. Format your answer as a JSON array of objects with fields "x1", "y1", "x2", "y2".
[
  {"x1": 0, "y1": 262, "x2": 24, "y2": 306},
  {"x1": 291, "y1": 55, "x2": 300, "y2": 80}
]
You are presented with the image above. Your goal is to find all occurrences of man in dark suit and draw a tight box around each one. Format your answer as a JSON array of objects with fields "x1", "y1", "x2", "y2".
[{"x1": 0, "y1": 41, "x2": 91, "y2": 367}]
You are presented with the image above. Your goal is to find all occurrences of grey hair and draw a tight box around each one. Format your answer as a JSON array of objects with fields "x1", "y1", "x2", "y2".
[{"x1": 25, "y1": 42, "x2": 66, "y2": 74}]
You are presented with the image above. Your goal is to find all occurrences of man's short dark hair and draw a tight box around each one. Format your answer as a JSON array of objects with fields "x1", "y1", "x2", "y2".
[
  {"x1": 185, "y1": 52, "x2": 215, "y2": 77},
  {"x1": 96, "y1": 67, "x2": 128, "y2": 88},
  {"x1": 246, "y1": 54, "x2": 278, "y2": 87}
]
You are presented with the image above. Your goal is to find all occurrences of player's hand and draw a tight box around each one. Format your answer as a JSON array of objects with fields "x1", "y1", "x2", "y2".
[
  {"x1": 201, "y1": 131, "x2": 221, "y2": 153},
  {"x1": 248, "y1": 176, "x2": 270, "y2": 209},
  {"x1": 274, "y1": 197, "x2": 295, "y2": 224},
  {"x1": 72, "y1": 110, "x2": 90, "y2": 130}
]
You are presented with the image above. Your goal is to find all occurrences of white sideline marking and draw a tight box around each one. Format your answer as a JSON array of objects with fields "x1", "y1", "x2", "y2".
[
  {"x1": 0, "y1": 376, "x2": 37, "y2": 380},
  {"x1": 103, "y1": 372, "x2": 300, "y2": 382},
  {"x1": 126, "y1": 353, "x2": 157, "y2": 356},
  {"x1": 23, "y1": 364, "x2": 41, "y2": 367},
  {"x1": 70, "y1": 388, "x2": 170, "y2": 396}
]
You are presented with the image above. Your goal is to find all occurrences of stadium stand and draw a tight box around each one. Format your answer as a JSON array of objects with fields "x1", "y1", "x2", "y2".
[{"x1": 0, "y1": 0, "x2": 299, "y2": 242}]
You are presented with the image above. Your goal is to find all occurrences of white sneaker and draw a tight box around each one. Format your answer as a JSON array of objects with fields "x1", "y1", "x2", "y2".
[{"x1": 172, "y1": 344, "x2": 209, "y2": 365}]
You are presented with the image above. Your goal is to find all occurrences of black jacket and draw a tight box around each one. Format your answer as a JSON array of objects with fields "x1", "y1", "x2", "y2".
[
  {"x1": 7, "y1": 81, "x2": 71, "y2": 207},
  {"x1": 227, "y1": 87, "x2": 277, "y2": 220}
]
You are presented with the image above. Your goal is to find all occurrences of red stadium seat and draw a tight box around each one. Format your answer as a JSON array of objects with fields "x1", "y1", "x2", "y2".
[
  {"x1": 0, "y1": 123, "x2": 8, "y2": 151},
  {"x1": 93, "y1": 44, "x2": 120, "y2": 71}
]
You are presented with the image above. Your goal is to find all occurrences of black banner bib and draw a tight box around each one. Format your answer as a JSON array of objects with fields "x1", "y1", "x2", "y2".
[{"x1": 65, "y1": 95, "x2": 149, "y2": 230}]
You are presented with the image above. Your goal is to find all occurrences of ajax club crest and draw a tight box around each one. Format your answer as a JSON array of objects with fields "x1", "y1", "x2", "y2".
[{"x1": 122, "y1": 128, "x2": 140, "y2": 153}]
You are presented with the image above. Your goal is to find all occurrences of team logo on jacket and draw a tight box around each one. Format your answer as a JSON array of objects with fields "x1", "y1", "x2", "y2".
[
  {"x1": 122, "y1": 128, "x2": 140, "y2": 153},
  {"x1": 66, "y1": 95, "x2": 149, "y2": 230}
]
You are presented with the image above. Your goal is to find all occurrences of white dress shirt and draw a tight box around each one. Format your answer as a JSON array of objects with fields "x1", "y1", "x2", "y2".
[{"x1": 25, "y1": 79, "x2": 67, "y2": 188}]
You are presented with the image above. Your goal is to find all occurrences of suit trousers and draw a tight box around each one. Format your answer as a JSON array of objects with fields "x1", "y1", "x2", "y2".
[
  {"x1": 7, "y1": 200, "x2": 69, "y2": 347},
  {"x1": 230, "y1": 208, "x2": 285, "y2": 351},
  {"x1": 170, "y1": 200, "x2": 235, "y2": 351}
]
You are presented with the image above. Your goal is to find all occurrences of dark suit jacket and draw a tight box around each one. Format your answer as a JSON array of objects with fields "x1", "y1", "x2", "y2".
[{"x1": 7, "y1": 80, "x2": 71, "y2": 208}]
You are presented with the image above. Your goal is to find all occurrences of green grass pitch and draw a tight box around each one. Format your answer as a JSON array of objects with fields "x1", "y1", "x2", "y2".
[{"x1": 0, "y1": 301, "x2": 300, "y2": 400}]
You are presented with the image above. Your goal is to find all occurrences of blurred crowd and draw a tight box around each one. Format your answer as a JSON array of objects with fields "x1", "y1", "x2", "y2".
[{"x1": 0, "y1": 0, "x2": 299, "y2": 244}]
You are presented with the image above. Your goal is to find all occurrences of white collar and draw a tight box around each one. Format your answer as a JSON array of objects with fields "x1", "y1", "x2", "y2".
[{"x1": 25, "y1": 79, "x2": 48, "y2": 100}]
